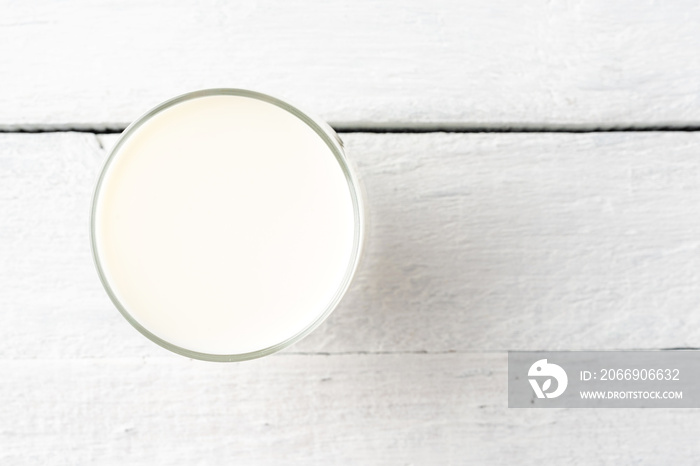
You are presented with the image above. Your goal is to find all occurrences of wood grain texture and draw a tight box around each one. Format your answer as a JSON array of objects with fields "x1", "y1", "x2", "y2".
[
  {"x1": 1, "y1": 353, "x2": 698, "y2": 465},
  {"x1": 2, "y1": 132, "x2": 700, "y2": 358},
  {"x1": 2, "y1": 0, "x2": 700, "y2": 128}
]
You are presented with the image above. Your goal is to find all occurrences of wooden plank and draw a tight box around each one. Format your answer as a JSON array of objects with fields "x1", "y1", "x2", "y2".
[
  {"x1": 0, "y1": 353, "x2": 697, "y2": 464},
  {"x1": 2, "y1": 0, "x2": 700, "y2": 128},
  {"x1": 2, "y1": 132, "x2": 700, "y2": 358}
]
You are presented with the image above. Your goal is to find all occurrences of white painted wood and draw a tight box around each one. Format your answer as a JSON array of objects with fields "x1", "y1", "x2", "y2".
[
  {"x1": 2, "y1": 0, "x2": 700, "y2": 128},
  {"x1": 0, "y1": 353, "x2": 697, "y2": 465},
  {"x1": 2, "y1": 132, "x2": 700, "y2": 358}
]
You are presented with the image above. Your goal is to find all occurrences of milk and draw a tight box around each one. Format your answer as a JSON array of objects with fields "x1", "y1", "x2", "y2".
[{"x1": 92, "y1": 92, "x2": 359, "y2": 358}]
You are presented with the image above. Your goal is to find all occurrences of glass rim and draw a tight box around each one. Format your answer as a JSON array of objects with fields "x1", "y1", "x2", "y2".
[{"x1": 90, "y1": 88, "x2": 365, "y2": 362}]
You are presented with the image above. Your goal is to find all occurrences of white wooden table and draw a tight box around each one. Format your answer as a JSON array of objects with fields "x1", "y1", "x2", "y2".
[{"x1": 2, "y1": 1, "x2": 700, "y2": 463}]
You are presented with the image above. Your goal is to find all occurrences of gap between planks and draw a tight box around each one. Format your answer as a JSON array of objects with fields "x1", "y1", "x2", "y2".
[
  {"x1": 3, "y1": 122, "x2": 700, "y2": 134},
  {"x1": 1, "y1": 348, "x2": 697, "y2": 362}
]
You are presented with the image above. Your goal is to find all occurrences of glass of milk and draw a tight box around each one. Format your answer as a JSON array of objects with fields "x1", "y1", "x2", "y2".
[{"x1": 90, "y1": 89, "x2": 365, "y2": 361}]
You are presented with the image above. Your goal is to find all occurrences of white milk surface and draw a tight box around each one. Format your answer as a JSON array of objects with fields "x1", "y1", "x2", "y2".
[{"x1": 94, "y1": 95, "x2": 356, "y2": 356}]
